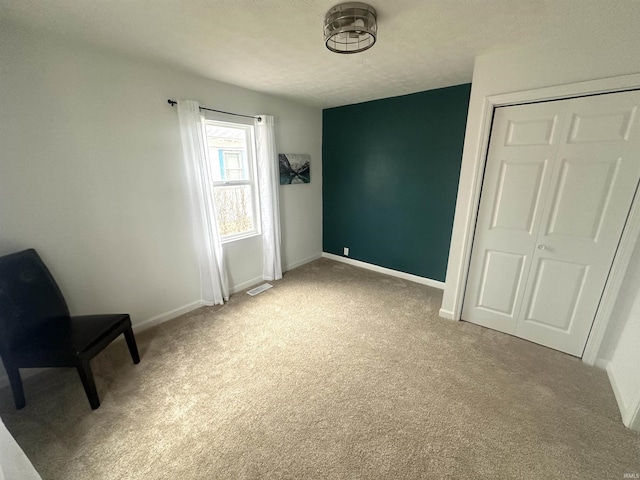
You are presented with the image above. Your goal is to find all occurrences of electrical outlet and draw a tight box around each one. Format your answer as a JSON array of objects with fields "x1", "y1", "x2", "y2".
[{"x1": 343, "y1": 247, "x2": 349, "y2": 256}]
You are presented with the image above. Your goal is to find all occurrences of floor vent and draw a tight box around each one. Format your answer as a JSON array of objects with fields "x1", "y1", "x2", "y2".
[{"x1": 247, "y1": 283, "x2": 273, "y2": 296}]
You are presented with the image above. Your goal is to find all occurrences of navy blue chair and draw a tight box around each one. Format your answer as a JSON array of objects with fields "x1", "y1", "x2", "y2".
[{"x1": 0, "y1": 249, "x2": 139, "y2": 410}]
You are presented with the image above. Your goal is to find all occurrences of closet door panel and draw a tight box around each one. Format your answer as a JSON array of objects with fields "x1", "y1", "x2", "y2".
[
  {"x1": 517, "y1": 92, "x2": 640, "y2": 356},
  {"x1": 462, "y1": 103, "x2": 564, "y2": 334}
]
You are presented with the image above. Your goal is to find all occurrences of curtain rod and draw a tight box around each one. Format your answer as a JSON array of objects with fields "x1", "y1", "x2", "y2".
[{"x1": 167, "y1": 99, "x2": 261, "y2": 121}]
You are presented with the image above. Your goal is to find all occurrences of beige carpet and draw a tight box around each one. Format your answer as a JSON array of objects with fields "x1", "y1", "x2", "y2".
[{"x1": 0, "y1": 258, "x2": 638, "y2": 479}]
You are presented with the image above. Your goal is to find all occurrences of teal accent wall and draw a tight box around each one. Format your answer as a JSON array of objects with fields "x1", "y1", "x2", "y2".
[{"x1": 322, "y1": 84, "x2": 471, "y2": 281}]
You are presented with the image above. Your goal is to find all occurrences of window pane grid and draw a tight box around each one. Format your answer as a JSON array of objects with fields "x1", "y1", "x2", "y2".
[
  {"x1": 205, "y1": 120, "x2": 260, "y2": 241},
  {"x1": 213, "y1": 185, "x2": 255, "y2": 237}
]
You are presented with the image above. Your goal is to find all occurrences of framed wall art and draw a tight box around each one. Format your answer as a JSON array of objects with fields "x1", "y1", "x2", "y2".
[{"x1": 279, "y1": 154, "x2": 310, "y2": 185}]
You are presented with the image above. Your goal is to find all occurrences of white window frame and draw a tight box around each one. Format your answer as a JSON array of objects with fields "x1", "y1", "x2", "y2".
[
  {"x1": 221, "y1": 150, "x2": 244, "y2": 180},
  {"x1": 205, "y1": 119, "x2": 261, "y2": 243}
]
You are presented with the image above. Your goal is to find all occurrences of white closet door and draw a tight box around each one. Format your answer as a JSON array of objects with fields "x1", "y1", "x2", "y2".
[
  {"x1": 516, "y1": 92, "x2": 640, "y2": 355},
  {"x1": 463, "y1": 90, "x2": 640, "y2": 356},
  {"x1": 462, "y1": 101, "x2": 566, "y2": 335}
]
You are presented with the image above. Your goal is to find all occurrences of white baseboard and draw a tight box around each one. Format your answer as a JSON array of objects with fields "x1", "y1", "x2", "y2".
[
  {"x1": 131, "y1": 253, "x2": 324, "y2": 332},
  {"x1": 229, "y1": 276, "x2": 264, "y2": 295},
  {"x1": 607, "y1": 360, "x2": 640, "y2": 432},
  {"x1": 285, "y1": 253, "x2": 322, "y2": 271},
  {"x1": 439, "y1": 308, "x2": 454, "y2": 320},
  {"x1": 606, "y1": 361, "x2": 634, "y2": 427},
  {"x1": 227, "y1": 253, "x2": 323, "y2": 295},
  {"x1": 133, "y1": 301, "x2": 204, "y2": 333},
  {"x1": 630, "y1": 400, "x2": 640, "y2": 431},
  {"x1": 321, "y1": 252, "x2": 445, "y2": 290},
  {"x1": 594, "y1": 359, "x2": 609, "y2": 370}
]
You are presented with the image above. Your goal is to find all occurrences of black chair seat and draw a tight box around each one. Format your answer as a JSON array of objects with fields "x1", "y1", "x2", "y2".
[
  {"x1": 0, "y1": 249, "x2": 140, "y2": 410},
  {"x1": 10, "y1": 314, "x2": 130, "y2": 363}
]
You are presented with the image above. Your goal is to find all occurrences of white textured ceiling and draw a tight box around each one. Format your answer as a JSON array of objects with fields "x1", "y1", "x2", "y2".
[{"x1": 0, "y1": 1, "x2": 634, "y2": 108}]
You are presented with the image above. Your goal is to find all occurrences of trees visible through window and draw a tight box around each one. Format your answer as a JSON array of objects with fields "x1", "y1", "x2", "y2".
[{"x1": 205, "y1": 121, "x2": 260, "y2": 241}]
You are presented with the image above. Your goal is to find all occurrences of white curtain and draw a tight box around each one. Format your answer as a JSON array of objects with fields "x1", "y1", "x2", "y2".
[
  {"x1": 255, "y1": 115, "x2": 283, "y2": 281},
  {"x1": 177, "y1": 100, "x2": 229, "y2": 305}
]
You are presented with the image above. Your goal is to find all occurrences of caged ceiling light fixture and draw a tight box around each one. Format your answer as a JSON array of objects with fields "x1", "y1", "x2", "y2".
[{"x1": 323, "y1": 2, "x2": 377, "y2": 54}]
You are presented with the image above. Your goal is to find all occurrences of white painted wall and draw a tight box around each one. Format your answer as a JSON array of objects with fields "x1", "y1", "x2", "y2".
[
  {"x1": 440, "y1": 3, "x2": 640, "y2": 430},
  {"x1": 0, "y1": 20, "x2": 322, "y2": 328},
  {"x1": 597, "y1": 239, "x2": 640, "y2": 364},
  {"x1": 607, "y1": 283, "x2": 640, "y2": 428},
  {"x1": 0, "y1": 418, "x2": 42, "y2": 479},
  {"x1": 599, "y1": 234, "x2": 640, "y2": 430}
]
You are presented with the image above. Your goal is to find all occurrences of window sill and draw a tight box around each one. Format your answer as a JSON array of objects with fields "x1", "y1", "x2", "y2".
[{"x1": 221, "y1": 231, "x2": 262, "y2": 245}]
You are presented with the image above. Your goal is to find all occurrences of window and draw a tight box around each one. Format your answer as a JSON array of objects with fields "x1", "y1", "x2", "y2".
[{"x1": 205, "y1": 120, "x2": 260, "y2": 242}]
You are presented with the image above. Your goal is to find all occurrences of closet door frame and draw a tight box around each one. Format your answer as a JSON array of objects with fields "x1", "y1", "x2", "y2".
[{"x1": 447, "y1": 73, "x2": 640, "y2": 366}]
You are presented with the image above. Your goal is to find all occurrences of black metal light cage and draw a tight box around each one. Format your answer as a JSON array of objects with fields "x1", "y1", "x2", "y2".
[{"x1": 324, "y1": 3, "x2": 377, "y2": 54}]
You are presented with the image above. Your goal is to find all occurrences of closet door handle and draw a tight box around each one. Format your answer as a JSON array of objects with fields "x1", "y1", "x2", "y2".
[{"x1": 537, "y1": 244, "x2": 546, "y2": 250}]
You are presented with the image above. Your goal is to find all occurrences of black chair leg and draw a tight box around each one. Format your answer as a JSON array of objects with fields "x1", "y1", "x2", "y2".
[
  {"x1": 124, "y1": 326, "x2": 140, "y2": 364},
  {"x1": 76, "y1": 361, "x2": 100, "y2": 410},
  {"x1": 5, "y1": 366, "x2": 26, "y2": 410}
]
